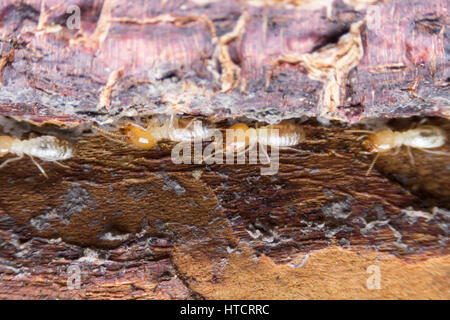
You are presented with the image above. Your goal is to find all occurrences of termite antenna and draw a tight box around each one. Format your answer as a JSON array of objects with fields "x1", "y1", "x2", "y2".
[
  {"x1": 416, "y1": 118, "x2": 428, "y2": 127},
  {"x1": 91, "y1": 124, "x2": 127, "y2": 145},
  {"x1": 392, "y1": 147, "x2": 401, "y2": 155},
  {"x1": 91, "y1": 124, "x2": 123, "y2": 138},
  {"x1": 280, "y1": 146, "x2": 309, "y2": 154},
  {"x1": 168, "y1": 113, "x2": 175, "y2": 130},
  {"x1": 182, "y1": 118, "x2": 196, "y2": 131},
  {"x1": 365, "y1": 152, "x2": 380, "y2": 176},
  {"x1": 202, "y1": 146, "x2": 224, "y2": 164},
  {"x1": 302, "y1": 139, "x2": 328, "y2": 144},
  {"x1": 166, "y1": 104, "x2": 187, "y2": 129},
  {"x1": 406, "y1": 146, "x2": 415, "y2": 166}
]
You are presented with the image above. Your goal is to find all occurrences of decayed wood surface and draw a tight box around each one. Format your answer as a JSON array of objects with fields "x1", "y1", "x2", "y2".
[
  {"x1": 0, "y1": 0, "x2": 448, "y2": 125},
  {"x1": 0, "y1": 0, "x2": 449, "y2": 299},
  {"x1": 0, "y1": 118, "x2": 449, "y2": 299}
]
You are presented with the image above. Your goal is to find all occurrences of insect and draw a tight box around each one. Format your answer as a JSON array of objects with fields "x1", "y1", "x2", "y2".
[
  {"x1": 350, "y1": 125, "x2": 449, "y2": 175},
  {"x1": 93, "y1": 122, "x2": 156, "y2": 149},
  {"x1": 92, "y1": 115, "x2": 212, "y2": 149},
  {"x1": 0, "y1": 135, "x2": 74, "y2": 178},
  {"x1": 205, "y1": 120, "x2": 307, "y2": 162},
  {"x1": 148, "y1": 116, "x2": 212, "y2": 143}
]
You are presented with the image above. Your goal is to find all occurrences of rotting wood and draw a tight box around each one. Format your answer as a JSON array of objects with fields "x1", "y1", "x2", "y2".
[
  {"x1": 0, "y1": 0, "x2": 449, "y2": 300},
  {"x1": 0, "y1": 0, "x2": 447, "y2": 125},
  {"x1": 0, "y1": 116, "x2": 449, "y2": 299}
]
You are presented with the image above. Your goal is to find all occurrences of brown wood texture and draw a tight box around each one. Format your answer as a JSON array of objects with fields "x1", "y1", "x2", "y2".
[
  {"x1": 0, "y1": 0, "x2": 449, "y2": 299},
  {"x1": 0, "y1": 117, "x2": 449, "y2": 299},
  {"x1": 0, "y1": 0, "x2": 448, "y2": 125}
]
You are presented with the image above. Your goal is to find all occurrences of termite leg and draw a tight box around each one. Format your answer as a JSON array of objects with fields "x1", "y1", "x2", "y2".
[
  {"x1": 182, "y1": 118, "x2": 197, "y2": 131},
  {"x1": 418, "y1": 149, "x2": 450, "y2": 156},
  {"x1": 30, "y1": 155, "x2": 48, "y2": 178},
  {"x1": 280, "y1": 146, "x2": 309, "y2": 154},
  {"x1": 0, "y1": 155, "x2": 24, "y2": 169},
  {"x1": 393, "y1": 146, "x2": 401, "y2": 156},
  {"x1": 406, "y1": 146, "x2": 415, "y2": 166},
  {"x1": 146, "y1": 118, "x2": 161, "y2": 129},
  {"x1": 53, "y1": 161, "x2": 69, "y2": 169},
  {"x1": 356, "y1": 135, "x2": 367, "y2": 141},
  {"x1": 330, "y1": 150, "x2": 347, "y2": 159},
  {"x1": 365, "y1": 152, "x2": 380, "y2": 176}
]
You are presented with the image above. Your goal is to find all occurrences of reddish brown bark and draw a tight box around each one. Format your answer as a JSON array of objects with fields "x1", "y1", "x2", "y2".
[{"x1": 0, "y1": 0, "x2": 448, "y2": 125}]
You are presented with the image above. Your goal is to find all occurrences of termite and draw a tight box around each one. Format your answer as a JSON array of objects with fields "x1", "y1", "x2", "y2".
[
  {"x1": 0, "y1": 135, "x2": 74, "y2": 178},
  {"x1": 349, "y1": 125, "x2": 449, "y2": 176},
  {"x1": 229, "y1": 120, "x2": 304, "y2": 147},
  {"x1": 92, "y1": 115, "x2": 212, "y2": 149},
  {"x1": 148, "y1": 116, "x2": 212, "y2": 143},
  {"x1": 205, "y1": 120, "x2": 308, "y2": 163}
]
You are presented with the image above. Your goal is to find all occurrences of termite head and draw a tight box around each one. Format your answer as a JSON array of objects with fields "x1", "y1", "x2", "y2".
[
  {"x1": 363, "y1": 130, "x2": 395, "y2": 153},
  {"x1": 224, "y1": 123, "x2": 257, "y2": 153},
  {"x1": 123, "y1": 123, "x2": 156, "y2": 149},
  {"x1": 0, "y1": 136, "x2": 13, "y2": 156}
]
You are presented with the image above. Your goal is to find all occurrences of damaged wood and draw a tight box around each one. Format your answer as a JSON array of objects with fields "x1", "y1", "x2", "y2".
[
  {"x1": 0, "y1": 0, "x2": 449, "y2": 300},
  {"x1": 0, "y1": 0, "x2": 447, "y2": 124},
  {"x1": 0, "y1": 116, "x2": 449, "y2": 299}
]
